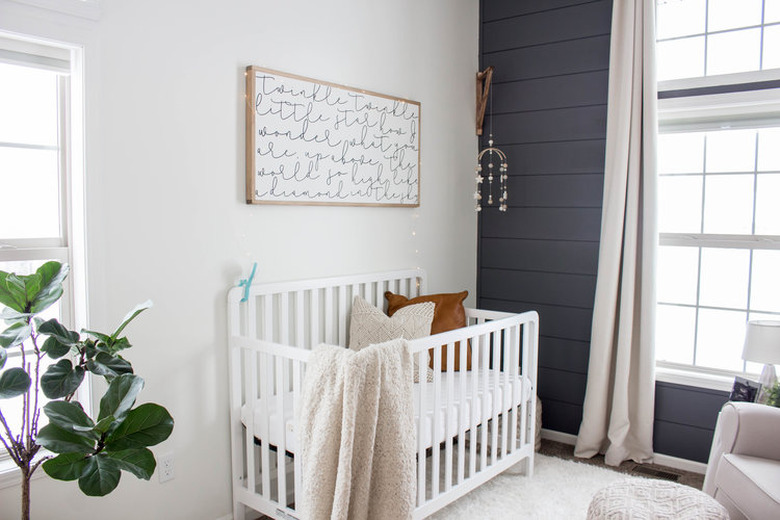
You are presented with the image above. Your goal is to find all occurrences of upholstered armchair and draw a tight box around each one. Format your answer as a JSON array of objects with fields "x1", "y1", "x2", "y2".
[{"x1": 703, "y1": 401, "x2": 780, "y2": 519}]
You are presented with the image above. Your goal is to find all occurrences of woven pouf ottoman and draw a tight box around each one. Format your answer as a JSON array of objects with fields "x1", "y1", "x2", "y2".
[{"x1": 586, "y1": 479, "x2": 728, "y2": 520}]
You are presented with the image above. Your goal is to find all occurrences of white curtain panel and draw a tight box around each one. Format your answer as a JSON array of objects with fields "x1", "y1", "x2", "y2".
[{"x1": 574, "y1": 0, "x2": 658, "y2": 467}]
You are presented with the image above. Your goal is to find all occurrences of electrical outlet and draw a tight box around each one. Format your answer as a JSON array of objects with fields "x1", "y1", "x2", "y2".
[{"x1": 159, "y1": 452, "x2": 174, "y2": 483}]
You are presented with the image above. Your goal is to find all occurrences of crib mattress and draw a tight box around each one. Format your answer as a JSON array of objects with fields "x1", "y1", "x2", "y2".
[{"x1": 239, "y1": 372, "x2": 530, "y2": 453}]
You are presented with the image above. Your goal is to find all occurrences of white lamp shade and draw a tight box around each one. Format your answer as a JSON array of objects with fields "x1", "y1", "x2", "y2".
[{"x1": 743, "y1": 320, "x2": 780, "y2": 365}]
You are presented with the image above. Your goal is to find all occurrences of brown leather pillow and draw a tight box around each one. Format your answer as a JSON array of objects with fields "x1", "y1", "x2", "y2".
[{"x1": 385, "y1": 291, "x2": 471, "y2": 371}]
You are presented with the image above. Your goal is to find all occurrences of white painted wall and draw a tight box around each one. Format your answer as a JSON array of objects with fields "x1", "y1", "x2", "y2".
[{"x1": 0, "y1": 0, "x2": 479, "y2": 518}]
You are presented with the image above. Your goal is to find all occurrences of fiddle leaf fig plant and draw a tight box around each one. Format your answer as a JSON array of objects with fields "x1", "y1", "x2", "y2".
[{"x1": 0, "y1": 261, "x2": 173, "y2": 520}]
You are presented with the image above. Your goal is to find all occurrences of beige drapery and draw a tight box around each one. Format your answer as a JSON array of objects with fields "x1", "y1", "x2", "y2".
[{"x1": 574, "y1": 0, "x2": 658, "y2": 467}]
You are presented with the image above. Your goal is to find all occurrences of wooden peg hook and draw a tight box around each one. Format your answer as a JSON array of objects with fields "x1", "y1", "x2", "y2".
[{"x1": 476, "y1": 66, "x2": 494, "y2": 136}]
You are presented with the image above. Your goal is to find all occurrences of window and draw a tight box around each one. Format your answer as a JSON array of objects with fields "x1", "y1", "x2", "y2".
[
  {"x1": 0, "y1": 35, "x2": 86, "y2": 475},
  {"x1": 655, "y1": 0, "x2": 780, "y2": 386}
]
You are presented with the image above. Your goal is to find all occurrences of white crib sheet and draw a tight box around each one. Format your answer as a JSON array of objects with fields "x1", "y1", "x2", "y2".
[{"x1": 240, "y1": 371, "x2": 530, "y2": 453}]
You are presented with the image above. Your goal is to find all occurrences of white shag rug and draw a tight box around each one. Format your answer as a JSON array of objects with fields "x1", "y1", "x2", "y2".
[{"x1": 428, "y1": 454, "x2": 643, "y2": 519}]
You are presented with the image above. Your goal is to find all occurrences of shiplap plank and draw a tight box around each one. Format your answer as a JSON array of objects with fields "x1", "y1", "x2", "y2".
[
  {"x1": 482, "y1": 0, "x2": 612, "y2": 53},
  {"x1": 505, "y1": 173, "x2": 604, "y2": 208},
  {"x1": 492, "y1": 70, "x2": 609, "y2": 113},
  {"x1": 478, "y1": 299, "x2": 593, "y2": 342},
  {"x1": 495, "y1": 140, "x2": 606, "y2": 176},
  {"x1": 538, "y1": 399, "x2": 583, "y2": 435},
  {"x1": 480, "y1": 207, "x2": 603, "y2": 241},
  {"x1": 484, "y1": 36, "x2": 611, "y2": 81},
  {"x1": 653, "y1": 421, "x2": 717, "y2": 464},
  {"x1": 482, "y1": 0, "x2": 603, "y2": 23},
  {"x1": 538, "y1": 337, "x2": 590, "y2": 374},
  {"x1": 480, "y1": 268, "x2": 596, "y2": 309},
  {"x1": 655, "y1": 382, "x2": 728, "y2": 430},
  {"x1": 538, "y1": 367, "x2": 588, "y2": 405},
  {"x1": 487, "y1": 106, "x2": 607, "y2": 144},
  {"x1": 480, "y1": 238, "x2": 599, "y2": 274}
]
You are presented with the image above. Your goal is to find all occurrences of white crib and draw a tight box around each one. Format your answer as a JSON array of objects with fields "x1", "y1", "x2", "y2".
[{"x1": 227, "y1": 269, "x2": 538, "y2": 520}]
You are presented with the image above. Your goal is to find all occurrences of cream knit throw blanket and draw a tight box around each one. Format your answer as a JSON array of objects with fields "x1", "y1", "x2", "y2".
[{"x1": 299, "y1": 339, "x2": 416, "y2": 520}]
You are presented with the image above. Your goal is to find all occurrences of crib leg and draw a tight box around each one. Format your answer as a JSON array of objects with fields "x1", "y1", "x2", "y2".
[
  {"x1": 526, "y1": 454, "x2": 535, "y2": 478},
  {"x1": 233, "y1": 500, "x2": 249, "y2": 520}
]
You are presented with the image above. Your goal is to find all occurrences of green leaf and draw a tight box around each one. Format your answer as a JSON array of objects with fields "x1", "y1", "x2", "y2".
[
  {"x1": 106, "y1": 448, "x2": 156, "y2": 480},
  {"x1": 87, "y1": 352, "x2": 133, "y2": 379},
  {"x1": 98, "y1": 374, "x2": 144, "y2": 422},
  {"x1": 0, "y1": 322, "x2": 31, "y2": 349},
  {"x1": 1, "y1": 307, "x2": 32, "y2": 325},
  {"x1": 0, "y1": 272, "x2": 28, "y2": 313},
  {"x1": 105, "y1": 403, "x2": 173, "y2": 451},
  {"x1": 37, "y1": 423, "x2": 95, "y2": 454},
  {"x1": 78, "y1": 454, "x2": 121, "y2": 497},
  {"x1": 41, "y1": 359, "x2": 85, "y2": 399},
  {"x1": 84, "y1": 340, "x2": 98, "y2": 359},
  {"x1": 42, "y1": 452, "x2": 90, "y2": 481},
  {"x1": 93, "y1": 415, "x2": 115, "y2": 434},
  {"x1": 29, "y1": 262, "x2": 69, "y2": 314},
  {"x1": 38, "y1": 319, "x2": 80, "y2": 346},
  {"x1": 41, "y1": 336, "x2": 72, "y2": 359},
  {"x1": 111, "y1": 300, "x2": 152, "y2": 340},
  {"x1": 82, "y1": 330, "x2": 111, "y2": 344},
  {"x1": 111, "y1": 337, "x2": 132, "y2": 352},
  {"x1": 43, "y1": 401, "x2": 95, "y2": 433},
  {"x1": 0, "y1": 367, "x2": 31, "y2": 399},
  {"x1": 0, "y1": 349, "x2": 6, "y2": 370}
]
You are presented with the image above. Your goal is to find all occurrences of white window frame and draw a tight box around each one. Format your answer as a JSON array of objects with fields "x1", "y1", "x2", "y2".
[
  {"x1": 0, "y1": 34, "x2": 88, "y2": 487},
  {"x1": 655, "y1": 80, "x2": 780, "y2": 391}
]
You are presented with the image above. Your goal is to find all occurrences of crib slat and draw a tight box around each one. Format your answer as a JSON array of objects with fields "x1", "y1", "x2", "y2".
[
  {"x1": 275, "y1": 356, "x2": 287, "y2": 505},
  {"x1": 295, "y1": 291, "x2": 304, "y2": 349},
  {"x1": 480, "y1": 334, "x2": 489, "y2": 471},
  {"x1": 458, "y1": 337, "x2": 467, "y2": 485},
  {"x1": 521, "y1": 322, "x2": 530, "y2": 449},
  {"x1": 372, "y1": 281, "x2": 381, "y2": 308},
  {"x1": 417, "y1": 348, "x2": 427, "y2": 506},
  {"x1": 527, "y1": 320, "x2": 538, "y2": 477},
  {"x1": 310, "y1": 289, "x2": 319, "y2": 346},
  {"x1": 491, "y1": 330, "x2": 500, "y2": 464},
  {"x1": 244, "y1": 349, "x2": 258, "y2": 496},
  {"x1": 245, "y1": 297, "x2": 260, "y2": 497},
  {"x1": 260, "y1": 296, "x2": 273, "y2": 498},
  {"x1": 431, "y1": 344, "x2": 441, "y2": 499},
  {"x1": 292, "y1": 358, "x2": 303, "y2": 508},
  {"x1": 325, "y1": 287, "x2": 333, "y2": 344},
  {"x1": 280, "y1": 293, "x2": 289, "y2": 346},
  {"x1": 501, "y1": 328, "x2": 509, "y2": 458},
  {"x1": 338, "y1": 286, "x2": 346, "y2": 346},
  {"x1": 444, "y1": 342, "x2": 454, "y2": 492},
  {"x1": 509, "y1": 325, "x2": 519, "y2": 454},
  {"x1": 469, "y1": 334, "x2": 479, "y2": 478}
]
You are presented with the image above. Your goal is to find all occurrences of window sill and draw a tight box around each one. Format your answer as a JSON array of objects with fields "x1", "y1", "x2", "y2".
[
  {"x1": 0, "y1": 458, "x2": 48, "y2": 490},
  {"x1": 656, "y1": 364, "x2": 746, "y2": 393}
]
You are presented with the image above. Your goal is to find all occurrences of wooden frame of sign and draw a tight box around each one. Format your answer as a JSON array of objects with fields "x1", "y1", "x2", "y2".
[{"x1": 245, "y1": 66, "x2": 421, "y2": 207}]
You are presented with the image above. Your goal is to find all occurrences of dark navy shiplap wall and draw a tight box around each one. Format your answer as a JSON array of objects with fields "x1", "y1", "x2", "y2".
[{"x1": 477, "y1": 0, "x2": 730, "y2": 463}]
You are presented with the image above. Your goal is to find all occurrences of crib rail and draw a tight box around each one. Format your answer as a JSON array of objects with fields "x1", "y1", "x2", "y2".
[
  {"x1": 228, "y1": 268, "x2": 426, "y2": 349},
  {"x1": 227, "y1": 270, "x2": 538, "y2": 520}
]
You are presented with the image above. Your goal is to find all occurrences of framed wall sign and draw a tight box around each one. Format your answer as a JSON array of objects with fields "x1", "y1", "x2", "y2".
[{"x1": 245, "y1": 66, "x2": 421, "y2": 207}]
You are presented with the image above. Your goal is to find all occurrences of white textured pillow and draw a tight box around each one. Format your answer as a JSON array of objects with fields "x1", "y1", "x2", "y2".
[{"x1": 348, "y1": 295, "x2": 434, "y2": 382}]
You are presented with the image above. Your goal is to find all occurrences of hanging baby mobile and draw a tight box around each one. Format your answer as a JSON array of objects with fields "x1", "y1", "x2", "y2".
[{"x1": 475, "y1": 66, "x2": 508, "y2": 213}]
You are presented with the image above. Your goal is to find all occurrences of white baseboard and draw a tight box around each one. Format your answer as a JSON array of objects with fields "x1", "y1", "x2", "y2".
[
  {"x1": 541, "y1": 428, "x2": 577, "y2": 445},
  {"x1": 540, "y1": 428, "x2": 707, "y2": 475},
  {"x1": 216, "y1": 515, "x2": 233, "y2": 520}
]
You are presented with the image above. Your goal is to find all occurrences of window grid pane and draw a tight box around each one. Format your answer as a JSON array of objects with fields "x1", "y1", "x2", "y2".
[{"x1": 656, "y1": 0, "x2": 780, "y2": 80}]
